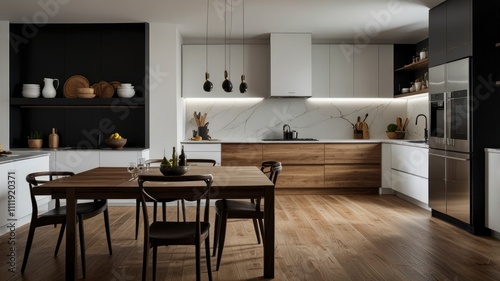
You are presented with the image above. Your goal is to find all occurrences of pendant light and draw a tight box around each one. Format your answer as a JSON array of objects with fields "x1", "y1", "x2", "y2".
[
  {"x1": 222, "y1": 0, "x2": 233, "y2": 93},
  {"x1": 239, "y1": 0, "x2": 248, "y2": 93},
  {"x1": 203, "y1": 0, "x2": 213, "y2": 92}
]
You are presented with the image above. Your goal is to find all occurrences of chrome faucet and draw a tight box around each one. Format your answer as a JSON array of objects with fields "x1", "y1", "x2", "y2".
[
  {"x1": 283, "y1": 124, "x2": 291, "y2": 139},
  {"x1": 415, "y1": 114, "x2": 428, "y2": 143}
]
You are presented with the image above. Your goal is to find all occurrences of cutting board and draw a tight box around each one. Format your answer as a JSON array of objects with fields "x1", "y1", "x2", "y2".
[{"x1": 362, "y1": 122, "x2": 370, "y2": 139}]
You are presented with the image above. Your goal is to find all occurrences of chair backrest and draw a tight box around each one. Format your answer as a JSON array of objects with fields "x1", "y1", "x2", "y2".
[
  {"x1": 145, "y1": 159, "x2": 162, "y2": 168},
  {"x1": 261, "y1": 161, "x2": 282, "y2": 185},
  {"x1": 186, "y1": 159, "x2": 217, "y2": 166},
  {"x1": 137, "y1": 174, "x2": 213, "y2": 232},
  {"x1": 26, "y1": 171, "x2": 75, "y2": 215}
]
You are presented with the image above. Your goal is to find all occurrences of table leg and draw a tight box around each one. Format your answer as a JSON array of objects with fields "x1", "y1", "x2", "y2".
[
  {"x1": 66, "y1": 188, "x2": 77, "y2": 280},
  {"x1": 263, "y1": 186, "x2": 275, "y2": 278}
]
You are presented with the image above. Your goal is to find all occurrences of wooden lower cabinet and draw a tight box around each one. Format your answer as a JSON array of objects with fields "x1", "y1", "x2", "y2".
[
  {"x1": 325, "y1": 164, "x2": 381, "y2": 188},
  {"x1": 276, "y1": 165, "x2": 324, "y2": 188},
  {"x1": 221, "y1": 143, "x2": 262, "y2": 167}
]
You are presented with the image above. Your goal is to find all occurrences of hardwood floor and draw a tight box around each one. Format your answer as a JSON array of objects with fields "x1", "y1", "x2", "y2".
[{"x1": 2, "y1": 195, "x2": 500, "y2": 280}]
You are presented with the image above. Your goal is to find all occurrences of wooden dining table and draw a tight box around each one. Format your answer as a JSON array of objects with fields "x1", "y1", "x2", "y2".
[{"x1": 32, "y1": 165, "x2": 275, "y2": 280}]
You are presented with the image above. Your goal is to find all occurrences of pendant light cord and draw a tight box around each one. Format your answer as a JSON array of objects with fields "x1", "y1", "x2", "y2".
[
  {"x1": 242, "y1": 0, "x2": 245, "y2": 75},
  {"x1": 206, "y1": 0, "x2": 209, "y2": 73},
  {"x1": 224, "y1": 0, "x2": 227, "y2": 73}
]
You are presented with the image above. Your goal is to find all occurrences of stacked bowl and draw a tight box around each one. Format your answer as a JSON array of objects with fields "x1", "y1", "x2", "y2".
[
  {"x1": 22, "y1": 84, "x2": 41, "y2": 98},
  {"x1": 117, "y1": 83, "x2": 135, "y2": 98}
]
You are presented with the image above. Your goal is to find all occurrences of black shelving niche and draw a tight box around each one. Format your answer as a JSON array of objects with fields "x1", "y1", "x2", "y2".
[{"x1": 9, "y1": 23, "x2": 149, "y2": 149}]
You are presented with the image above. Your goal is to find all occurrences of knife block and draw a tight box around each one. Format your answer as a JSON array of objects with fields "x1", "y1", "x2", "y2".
[{"x1": 353, "y1": 122, "x2": 370, "y2": 139}]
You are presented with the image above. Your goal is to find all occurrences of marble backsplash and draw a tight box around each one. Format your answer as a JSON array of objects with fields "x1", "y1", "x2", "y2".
[{"x1": 185, "y1": 95, "x2": 429, "y2": 141}]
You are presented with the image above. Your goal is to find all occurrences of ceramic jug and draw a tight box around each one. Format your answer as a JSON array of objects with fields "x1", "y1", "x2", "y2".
[{"x1": 42, "y1": 78, "x2": 59, "y2": 98}]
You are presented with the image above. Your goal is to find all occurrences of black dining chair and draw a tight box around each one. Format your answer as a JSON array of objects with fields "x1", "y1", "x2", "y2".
[
  {"x1": 212, "y1": 161, "x2": 282, "y2": 270},
  {"x1": 138, "y1": 174, "x2": 213, "y2": 281},
  {"x1": 135, "y1": 159, "x2": 189, "y2": 239},
  {"x1": 22, "y1": 171, "x2": 112, "y2": 278}
]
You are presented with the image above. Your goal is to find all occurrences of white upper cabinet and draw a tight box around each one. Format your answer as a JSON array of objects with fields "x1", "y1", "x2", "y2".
[
  {"x1": 330, "y1": 44, "x2": 354, "y2": 98},
  {"x1": 182, "y1": 44, "x2": 269, "y2": 98},
  {"x1": 270, "y1": 33, "x2": 312, "y2": 97},
  {"x1": 311, "y1": 45, "x2": 330, "y2": 98},
  {"x1": 311, "y1": 44, "x2": 393, "y2": 98}
]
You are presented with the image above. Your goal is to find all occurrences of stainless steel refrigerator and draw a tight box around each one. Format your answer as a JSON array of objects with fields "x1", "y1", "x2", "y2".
[{"x1": 428, "y1": 57, "x2": 471, "y2": 225}]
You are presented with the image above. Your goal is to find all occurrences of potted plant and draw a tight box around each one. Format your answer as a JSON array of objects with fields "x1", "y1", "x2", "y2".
[{"x1": 28, "y1": 130, "x2": 43, "y2": 148}]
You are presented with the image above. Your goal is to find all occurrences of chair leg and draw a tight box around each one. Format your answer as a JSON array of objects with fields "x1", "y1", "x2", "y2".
[
  {"x1": 181, "y1": 199, "x2": 186, "y2": 222},
  {"x1": 153, "y1": 202, "x2": 158, "y2": 222},
  {"x1": 258, "y1": 218, "x2": 265, "y2": 243},
  {"x1": 251, "y1": 218, "x2": 261, "y2": 244},
  {"x1": 162, "y1": 202, "x2": 167, "y2": 221},
  {"x1": 212, "y1": 213, "x2": 220, "y2": 257},
  {"x1": 103, "y1": 208, "x2": 113, "y2": 255},
  {"x1": 78, "y1": 217, "x2": 87, "y2": 278},
  {"x1": 196, "y1": 241, "x2": 201, "y2": 281},
  {"x1": 152, "y1": 246, "x2": 158, "y2": 281},
  {"x1": 142, "y1": 240, "x2": 149, "y2": 281},
  {"x1": 205, "y1": 235, "x2": 213, "y2": 281},
  {"x1": 54, "y1": 223, "x2": 66, "y2": 256},
  {"x1": 215, "y1": 212, "x2": 228, "y2": 271},
  {"x1": 135, "y1": 199, "x2": 141, "y2": 240},
  {"x1": 21, "y1": 225, "x2": 36, "y2": 272}
]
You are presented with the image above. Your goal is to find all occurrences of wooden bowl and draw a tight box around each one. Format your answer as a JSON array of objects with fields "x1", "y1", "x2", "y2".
[
  {"x1": 160, "y1": 165, "x2": 189, "y2": 176},
  {"x1": 386, "y1": 131, "x2": 405, "y2": 139},
  {"x1": 105, "y1": 138, "x2": 127, "y2": 149}
]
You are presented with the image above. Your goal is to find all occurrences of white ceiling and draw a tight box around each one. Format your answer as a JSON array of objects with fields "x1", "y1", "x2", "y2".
[{"x1": 0, "y1": 0, "x2": 445, "y2": 43}]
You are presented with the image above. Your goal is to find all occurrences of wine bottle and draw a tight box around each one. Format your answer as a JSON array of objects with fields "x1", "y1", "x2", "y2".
[
  {"x1": 171, "y1": 146, "x2": 178, "y2": 166},
  {"x1": 179, "y1": 145, "x2": 187, "y2": 166}
]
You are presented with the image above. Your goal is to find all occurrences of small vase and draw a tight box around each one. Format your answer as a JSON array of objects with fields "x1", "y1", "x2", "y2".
[{"x1": 49, "y1": 128, "x2": 59, "y2": 148}]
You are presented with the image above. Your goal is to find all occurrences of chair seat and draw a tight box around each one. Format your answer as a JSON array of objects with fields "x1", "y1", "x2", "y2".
[
  {"x1": 150, "y1": 222, "x2": 210, "y2": 241},
  {"x1": 39, "y1": 201, "x2": 107, "y2": 218},
  {"x1": 215, "y1": 199, "x2": 262, "y2": 215}
]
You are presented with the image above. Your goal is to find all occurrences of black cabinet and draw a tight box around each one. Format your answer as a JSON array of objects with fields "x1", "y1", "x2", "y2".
[
  {"x1": 429, "y1": 0, "x2": 472, "y2": 67},
  {"x1": 9, "y1": 23, "x2": 149, "y2": 149}
]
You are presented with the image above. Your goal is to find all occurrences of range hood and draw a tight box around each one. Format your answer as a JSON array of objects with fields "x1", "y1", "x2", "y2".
[{"x1": 270, "y1": 33, "x2": 312, "y2": 98}]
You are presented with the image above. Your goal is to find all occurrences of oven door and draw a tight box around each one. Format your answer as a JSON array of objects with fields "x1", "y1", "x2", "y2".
[
  {"x1": 429, "y1": 93, "x2": 446, "y2": 150},
  {"x1": 446, "y1": 90, "x2": 469, "y2": 153}
]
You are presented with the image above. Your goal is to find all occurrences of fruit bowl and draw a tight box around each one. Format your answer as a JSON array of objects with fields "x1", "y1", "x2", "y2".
[
  {"x1": 160, "y1": 165, "x2": 189, "y2": 176},
  {"x1": 105, "y1": 138, "x2": 127, "y2": 149}
]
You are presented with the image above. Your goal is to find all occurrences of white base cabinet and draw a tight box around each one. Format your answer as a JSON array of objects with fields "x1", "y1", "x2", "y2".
[
  {"x1": 0, "y1": 154, "x2": 50, "y2": 235},
  {"x1": 182, "y1": 143, "x2": 221, "y2": 166},
  {"x1": 390, "y1": 144, "x2": 429, "y2": 205},
  {"x1": 486, "y1": 149, "x2": 500, "y2": 233}
]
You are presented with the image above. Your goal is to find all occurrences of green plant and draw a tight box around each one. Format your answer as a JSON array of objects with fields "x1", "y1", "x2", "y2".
[
  {"x1": 387, "y1": 124, "x2": 397, "y2": 132},
  {"x1": 30, "y1": 130, "x2": 42, "y2": 139}
]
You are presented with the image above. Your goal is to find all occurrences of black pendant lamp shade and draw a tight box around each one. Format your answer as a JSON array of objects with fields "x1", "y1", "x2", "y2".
[
  {"x1": 203, "y1": 72, "x2": 213, "y2": 92},
  {"x1": 222, "y1": 70, "x2": 233, "y2": 92},
  {"x1": 239, "y1": 74, "x2": 247, "y2": 93}
]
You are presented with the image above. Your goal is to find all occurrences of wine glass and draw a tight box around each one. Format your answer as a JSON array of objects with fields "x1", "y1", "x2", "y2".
[
  {"x1": 137, "y1": 158, "x2": 145, "y2": 175},
  {"x1": 127, "y1": 162, "x2": 137, "y2": 180}
]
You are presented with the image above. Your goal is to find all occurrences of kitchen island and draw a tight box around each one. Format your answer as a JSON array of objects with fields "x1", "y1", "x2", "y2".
[
  {"x1": 182, "y1": 139, "x2": 428, "y2": 195},
  {"x1": 0, "y1": 152, "x2": 50, "y2": 235}
]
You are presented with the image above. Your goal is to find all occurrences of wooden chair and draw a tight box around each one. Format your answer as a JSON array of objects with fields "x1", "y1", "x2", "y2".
[
  {"x1": 186, "y1": 158, "x2": 217, "y2": 166},
  {"x1": 22, "y1": 171, "x2": 112, "y2": 278},
  {"x1": 212, "y1": 161, "x2": 281, "y2": 271},
  {"x1": 138, "y1": 174, "x2": 213, "y2": 281}
]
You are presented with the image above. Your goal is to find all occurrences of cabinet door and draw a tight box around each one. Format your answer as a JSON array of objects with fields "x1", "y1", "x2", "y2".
[
  {"x1": 55, "y1": 151, "x2": 99, "y2": 173},
  {"x1": 184, "y1": 143, "x2": 221, "y2": 165},
  {"x1": 446, "y1": 0, "x2": 472, "y2": 62},
  {"x1": 354, "y1": 45, "x2": 379, "y2": 98},
  {"x1": 263, "y1": 144, "x2": 324, "y2": 164},
  {"x1": 429, "y1": 2, "x2": 447, "y2": 67},
  {"x1": 312, "y1": 45, "x2": 330, "y2": 98},
  {"x1": 330, "y1": 45, "x2": 354, "y2": 98},
  {"x1": 325, "y1": 164, "x2": 380, "y2": 188},
  {"x1": 277, "y1": 165, "x2": 324, "y2": 188},
  {"x1": 325, "y1": 143, "x2": 381, "y2": 164},
  {"x1": 221, "y1": 144, "x2": 262, "y2": 167},
  {"x1": 378, "y1": 45, "x2": 393, "y2": 98}
]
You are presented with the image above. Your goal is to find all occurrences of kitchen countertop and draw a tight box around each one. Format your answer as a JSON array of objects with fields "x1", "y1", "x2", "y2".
[
  {"x1": 0, "y1": 151, "x2": 50, "y2": 165},
  {"x1": 11, "y1": 147, "x2": 149, "y2": 152},
  {"x1": 181, "y1": 139, "x2": 429, "y2": 148}
]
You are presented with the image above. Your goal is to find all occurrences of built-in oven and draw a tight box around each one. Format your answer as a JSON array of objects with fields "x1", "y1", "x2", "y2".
[{"x1": 429, "y1": 93, "x2": 445, "y2": 150}]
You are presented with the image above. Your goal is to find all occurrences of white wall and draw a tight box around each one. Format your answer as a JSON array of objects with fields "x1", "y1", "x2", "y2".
[
  {"x1": 148, "y1": 23, "x2": 183, "y2": 158},
  {"x1": 0, "y1": 21, "x2": 9, "y2": 150}
]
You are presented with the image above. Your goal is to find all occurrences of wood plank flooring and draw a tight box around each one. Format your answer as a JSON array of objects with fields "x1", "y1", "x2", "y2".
[{"x1": 1, "y1": 195, "x2": 500, "y2": 280}]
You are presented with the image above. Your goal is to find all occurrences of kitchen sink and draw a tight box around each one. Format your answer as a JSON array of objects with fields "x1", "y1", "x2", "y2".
[{"x1": 262, "y1": 138, "x2": 318, "y2": 141}]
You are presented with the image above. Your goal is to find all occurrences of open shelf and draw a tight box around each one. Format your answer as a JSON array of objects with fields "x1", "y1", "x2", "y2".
[
  {"x1": 10, "y1": 97, "x2": 145, "y2": 107},
  {"x1": 395, "y1": 58, "x2": 429, "y2": 72}
]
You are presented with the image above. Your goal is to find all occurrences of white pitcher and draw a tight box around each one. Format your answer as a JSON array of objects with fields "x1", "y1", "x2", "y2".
[{"x1": 42, "y1": 78, "x2": 59, "y2": 98}]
